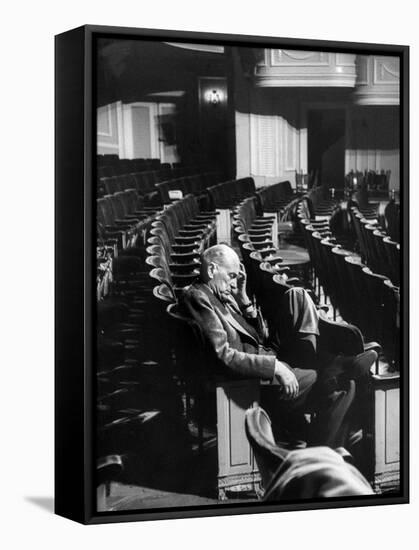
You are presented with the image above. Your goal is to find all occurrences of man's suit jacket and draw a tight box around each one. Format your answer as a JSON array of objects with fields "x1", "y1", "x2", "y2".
[{"x1": 179, "y1": 281, "x2": 276, "y2": 380}]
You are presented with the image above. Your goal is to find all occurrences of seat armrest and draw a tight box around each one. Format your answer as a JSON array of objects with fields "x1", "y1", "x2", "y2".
[
  {"x1": 259, "y1": 247, "x2": 277, "y2": 258},
  {"x1": 175, "y1": 235, "x2": 202, "y2": 243},
  {"x1": 249, "y1": 229, "x2": 272, "y2": 236},
  {"x1": 186, "y1": 220, "x2": 212, "y2": 227},
  {"x1": 170, "y1": 251, "x2": 200, "y2": 262},
  {"x1": 97, "y1": 454, "x2": 123, "y2": 486},
  {"x1": 273, "y1": 265, "x2": 289, "y2": 273},
  {"x1": 268, "y1": 257, "x2": 284, "y2": 267},
  {"x1": 113, "y1": 219, "x2": 137, "y2": 228},
  {"x1": 171, "y1": 243, "x2": 201, "y2": 253},
  {"x1": 253, "y1": 240, "x2": 275, "y2": 250},
  {"x1": 169, "y1": 262, "x2": 200, "y2": 274},
  {"x1": 178, "y1": 228, "x2": 205, "y2": 237},
  {"x1": 286, "y1": 277, "x2": 301, "y2": 284},
  {"x1": 364, "y1": 341, "x2": 382, "y2": 354},
  {"x1": 182, "y1": 223, "x2": 209, "y2": 231},
  {"x1": 250, "y1": 234, "x2": 272, "y2": 243}
]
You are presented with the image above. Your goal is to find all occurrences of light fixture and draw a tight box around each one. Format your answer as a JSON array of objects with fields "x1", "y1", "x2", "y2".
[{"x1": 206, "y1": 88, "x2": 223, "y2": 105}]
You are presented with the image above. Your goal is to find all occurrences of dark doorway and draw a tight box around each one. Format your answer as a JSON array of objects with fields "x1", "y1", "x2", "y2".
[{"x1": 308, "y1": 109, "x2": 346, "y2": 189}]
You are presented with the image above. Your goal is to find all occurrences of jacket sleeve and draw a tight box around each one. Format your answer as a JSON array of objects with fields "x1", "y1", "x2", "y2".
[{"x1": 180, "y1": 288, "x2": 276, "y2": 380}]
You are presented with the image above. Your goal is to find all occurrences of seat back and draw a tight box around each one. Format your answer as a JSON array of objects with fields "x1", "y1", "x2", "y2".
[
  {"x1": 318, "y1": 313, "x2": 365, "y2": 356},
  {"x1": 166, "y1": 302, "x2": 216, "y2": 396},
  {"x1": 245, "y1": 406, "x2": 287, "y2": 490}
]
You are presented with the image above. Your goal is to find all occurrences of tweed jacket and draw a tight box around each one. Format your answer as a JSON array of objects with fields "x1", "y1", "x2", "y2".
[{"x1": 179, "y1": 281, "x2": 276, "y2": 380}]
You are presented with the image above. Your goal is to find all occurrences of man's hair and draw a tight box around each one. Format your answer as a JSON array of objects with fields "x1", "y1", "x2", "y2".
[{"x1": 200, "y1": 244, "x2": 238, "y2": 278}]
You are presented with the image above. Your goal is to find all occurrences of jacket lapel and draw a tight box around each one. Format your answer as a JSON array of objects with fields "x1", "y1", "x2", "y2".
[{"x1": 197, "y1": 283, "x2": 260, "y2": 344}]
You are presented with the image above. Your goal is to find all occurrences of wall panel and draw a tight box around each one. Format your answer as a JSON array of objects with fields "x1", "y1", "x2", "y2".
[{"x1": 97, "y1": 102, "x2": 120, "y2": 155}]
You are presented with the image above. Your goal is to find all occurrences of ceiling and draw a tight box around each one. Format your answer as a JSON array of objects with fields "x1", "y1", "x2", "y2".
[{"x1": 96, "y1": 39, "x2": 228, "y2": 106}]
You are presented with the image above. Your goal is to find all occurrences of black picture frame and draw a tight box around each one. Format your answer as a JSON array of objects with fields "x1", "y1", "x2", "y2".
[{"x1": 55, "y1": 24, "x2": 409, "y2": 525}]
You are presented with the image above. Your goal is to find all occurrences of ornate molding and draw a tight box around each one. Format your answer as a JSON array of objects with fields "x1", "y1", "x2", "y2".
[
  {"x1": 373, "y1": 470, "x2": 400, "y2": 494},
  {"x1": 255, "y1": 50, "x2": 356, "y2": 87},
  {"x1": 374, "y1": 57, "x2": 400, "y2": 84},
  {"x1": 217, "y1": 471, "x2": 262, "y2": 500},
  {"x1": 271, "y1": 50, "x2": 329, "y2": 65},
  {"x1": 354, "y1": 55, "x2": 400, "y2": 105}
]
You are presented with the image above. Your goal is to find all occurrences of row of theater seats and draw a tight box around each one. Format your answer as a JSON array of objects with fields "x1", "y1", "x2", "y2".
[
  {"x1": 298, "y1": 199, "x2": 400, "y2": 369},
  {"x1": 96, "y1": 207, "x2": 173, "y2": 504},
  {"x1": 96, "y1": 167, "x2": 223, "y2": 302},
  {"x1": 232, "y1": 196, "x2": 312, "y2": 339},
  {"x1": 154, "y1": 171, "x2": 221, "y2": 209},
  {"x1": 97, "y1": 189, "x2": 159, "y2": 250},
  {"x1": 97, "y1": 191, "x2": 223, "y2": 506},
  {"x1": 351, "y1": 186, "x2": 400, "y2": 240},
  {"x1": 147, "y1": 194, "x2": 217, "y2": 294},
  {"x1": 350, "y1": 205, "x2": 400, "y2": 285},
  {"x1": 96, "y1": 190, "x2": 222, "y2": 507},
  {"x1": 255, "y1": 180, "x2": 297, "y2": 217},
  {"x1": 206, "y1": 177, "x2": 256, "y2": 210},
  {"x1": 233, "y1": 196, "x2": 276, "y2": 242},
  {"x1": 98, "y1": 168, "x2": 171, "y2": 199},
  {"x1": 345, "y1": 169, "x2": 391, "y2": 193},
  {"x1": 145, "y1": 196, "x2": 219, "y2": 448},
  {"x1": 98, "y1": 164, "x2": 212, "y2": 196},
  {"x1": 155, "y1": 184, "x2": 312, "y2": 462},
  {"x1": 97, "y1": 155, "x2": 163, "y2": 179},
  {"x1": 206, "y1": 177, "x2": 303, "y2": 216},
  {"x1": 143, "y1": 183, "x2": 301, "y2": 462},
  {"x1": 306, "y1": 185, "x2": 339, "y2": 218},
  {"x1": 231, "y1": 193, "x2": 382, "y2": 481}
]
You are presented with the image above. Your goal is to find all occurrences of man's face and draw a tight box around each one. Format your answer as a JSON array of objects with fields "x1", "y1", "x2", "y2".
[{"x1": 208, "y1": 253, "x2": 240, "y2": 301}]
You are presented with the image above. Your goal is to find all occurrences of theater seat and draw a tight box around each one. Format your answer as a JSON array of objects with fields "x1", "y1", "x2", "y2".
[
  {"x1": 245, "y1": 406, "x2": 374, "y2": 500},
  {"x1": 244, "y1": 407, "x2": 287, "y2": 489},
  {"x1": 166, "y1": 303, "x2": 262, "y2": 498},
  {"x1": 96, "y1": 454, "x2": 124, "y2": 512}
]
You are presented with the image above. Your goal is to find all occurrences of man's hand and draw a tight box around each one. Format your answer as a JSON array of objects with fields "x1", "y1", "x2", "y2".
[
  {"x1": 274, "y1": 361, "x2": 300, "y2": 399},
  {"x1": 234, "y1": 262, "x2": 251, "y2": 304},
  {"x1": 236, "y1": 262, "x2": 247, "y2": 296}
]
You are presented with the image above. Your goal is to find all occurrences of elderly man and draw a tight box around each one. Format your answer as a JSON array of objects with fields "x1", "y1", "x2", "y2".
[{"x1": 180, "y1": 244, "x2": 376, "y2": 447}]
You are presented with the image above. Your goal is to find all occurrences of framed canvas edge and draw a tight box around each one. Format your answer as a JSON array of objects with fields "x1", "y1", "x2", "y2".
[
  {"x1": 80, "y1": 23, "x2": 409, "y2": 53},
  {"x1": 55, "y1": 24, "x2": 410, "y2": 526},
  {"x1": 55, "y1": 25, "x2": 90, "y2": 524}
]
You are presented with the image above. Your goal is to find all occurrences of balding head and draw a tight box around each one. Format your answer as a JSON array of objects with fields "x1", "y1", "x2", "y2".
[
  {"x1": 200, "y1": 244, "x2": 241, "y2": 300},
  {"x1": 201, "y1": 244, "x2": 239, "y2": 274}
]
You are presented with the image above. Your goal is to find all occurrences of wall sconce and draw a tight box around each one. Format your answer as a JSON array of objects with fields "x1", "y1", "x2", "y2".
[{"x1": 206, "y1": 88, "x2": 224, "y2": 105}]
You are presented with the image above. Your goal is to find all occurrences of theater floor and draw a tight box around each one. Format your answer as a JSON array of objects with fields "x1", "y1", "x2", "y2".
[{"x1": 107, "y1": 434, "x2": 258, "y2": 511}]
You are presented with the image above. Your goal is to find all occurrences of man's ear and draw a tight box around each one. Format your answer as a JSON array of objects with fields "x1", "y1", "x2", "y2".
[{"x1": 208, "y1": 262, "x2": 216, "y2": 279}]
